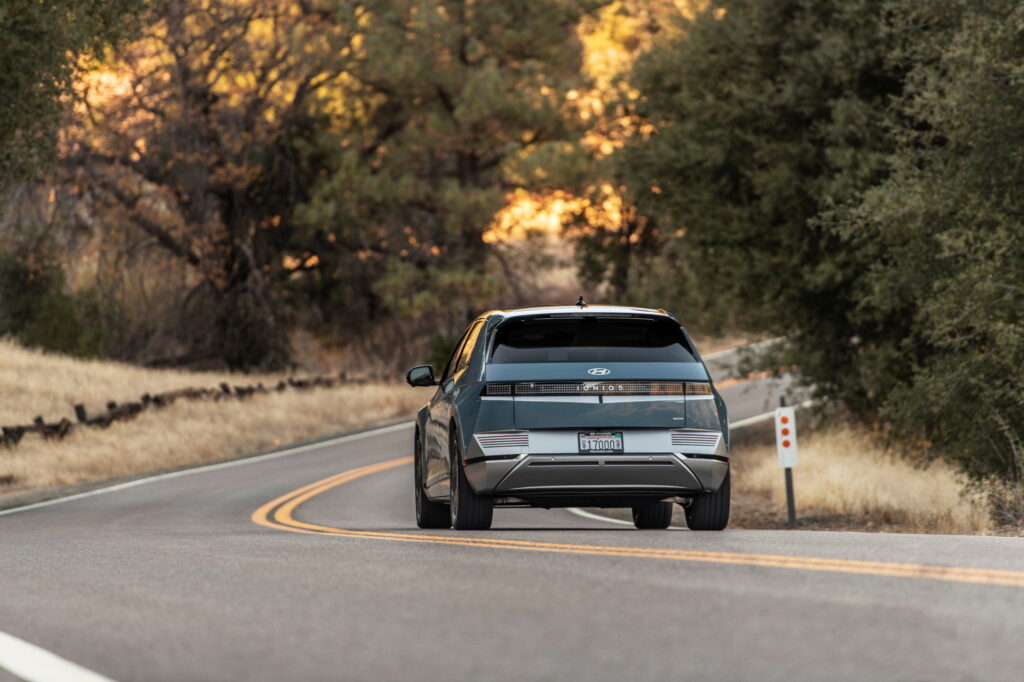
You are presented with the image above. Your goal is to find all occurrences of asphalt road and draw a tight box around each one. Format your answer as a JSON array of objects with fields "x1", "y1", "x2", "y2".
[{"x1": 1, "y1": 375, "x2": 1023, "y2": 681}]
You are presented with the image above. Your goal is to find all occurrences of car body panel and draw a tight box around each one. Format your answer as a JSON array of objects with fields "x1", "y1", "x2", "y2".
[
  {"x1": 687, "y1": 395, "x2": 725, "y2": 430},
  {"x1": 512, "y1": 397, "x2": 686, "y2": 430}
]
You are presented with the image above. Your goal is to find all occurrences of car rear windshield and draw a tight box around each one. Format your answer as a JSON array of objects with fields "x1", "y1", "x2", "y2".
[{"x1": 489, "y1": 316, "x2": 696, "y2": 364}]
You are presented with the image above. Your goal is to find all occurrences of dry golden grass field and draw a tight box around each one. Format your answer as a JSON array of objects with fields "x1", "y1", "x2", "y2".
[
  {"x1": 733, "y1": 425, "x2": 993, "y2": 534},
  {"x1": 0, "y1": 339, "x2": 430, "y2": 496},
  {"x1": 598, "y1": 421, "x2": 1005, "y2": 535}
]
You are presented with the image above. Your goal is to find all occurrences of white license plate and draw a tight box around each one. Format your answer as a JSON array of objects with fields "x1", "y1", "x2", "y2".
[{"x1": 578, "y1": 431, "x2": 624, "y2": 454}]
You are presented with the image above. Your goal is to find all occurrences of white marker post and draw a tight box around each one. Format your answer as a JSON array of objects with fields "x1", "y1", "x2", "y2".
[{"x1": 775, "y1": 398, "x2": 798, "y2": 525}]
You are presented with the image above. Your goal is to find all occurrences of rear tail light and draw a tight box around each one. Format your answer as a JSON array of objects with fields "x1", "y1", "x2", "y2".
[
  {"x1": 484, "y1": 383, "x2": 512, "y2": 396},
  {"x1": 684, "y1": 382, "x2": 712, "y2": 395},
  {"x1": 485, "y1": 381, "x2": 711, "y2": 396}
]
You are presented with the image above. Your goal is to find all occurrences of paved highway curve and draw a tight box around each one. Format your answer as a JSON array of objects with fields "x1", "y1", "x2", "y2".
[{"x1": 1, "y1": 376, "x2": 1024, "y2": 681}]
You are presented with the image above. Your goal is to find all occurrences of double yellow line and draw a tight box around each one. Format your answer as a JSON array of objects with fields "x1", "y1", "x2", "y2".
[{"x1": 251, "y1": 456, "x2": 1024, "y2": 588}]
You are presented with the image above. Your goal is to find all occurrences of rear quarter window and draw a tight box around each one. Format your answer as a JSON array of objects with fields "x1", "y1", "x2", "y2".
[
  {"x1": 489, "y1": 317, "x2": 696, "y2": 364},
  {"x1": 454, "y1": 321, "x2": 484, "y2": 376}
]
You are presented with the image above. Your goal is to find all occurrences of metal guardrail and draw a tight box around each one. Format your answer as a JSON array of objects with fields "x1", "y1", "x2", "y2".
[{"x1": 0, "y1": 373, "x2": 369, "y2": 449}]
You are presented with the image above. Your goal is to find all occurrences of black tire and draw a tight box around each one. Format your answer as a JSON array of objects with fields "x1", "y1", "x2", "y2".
[
  {"x1": 684, "y1": 471, "x2": 731, "y2": 531},
  {"x1": 632, "y1": 501, "x2": 673, "y2": 529},
  {"x1": 450, "y1": 431, "x2": 493, "y2": 530},
  {"x1": 415, "y1": 433, "x2": 450, "y2": 529}
]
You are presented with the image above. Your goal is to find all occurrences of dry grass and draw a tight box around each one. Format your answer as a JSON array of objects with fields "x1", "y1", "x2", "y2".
[
  {"x1": 0, "y1": 339, "x2": 430, "y2": 494},
  {"x1": 736, "y1": 424, "x2": 991, "y2": 534},
  {"x1": 0, "y1": 337, "x2": 274, "y2": 425}
]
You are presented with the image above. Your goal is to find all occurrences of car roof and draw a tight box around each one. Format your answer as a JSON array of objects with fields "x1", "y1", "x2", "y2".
[{"x1": 483, "y1": 305, "x2": 676, "y2": 321}]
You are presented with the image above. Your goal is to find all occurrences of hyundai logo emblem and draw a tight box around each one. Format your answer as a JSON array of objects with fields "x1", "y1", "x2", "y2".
[{"x1": 587, "y1": 367, "x2": 611, "y2": 376}]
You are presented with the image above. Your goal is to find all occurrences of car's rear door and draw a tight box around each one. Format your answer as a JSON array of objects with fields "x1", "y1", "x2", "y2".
[{"x1": 425, "y1": 319, "x2": 483, "y2": 497}]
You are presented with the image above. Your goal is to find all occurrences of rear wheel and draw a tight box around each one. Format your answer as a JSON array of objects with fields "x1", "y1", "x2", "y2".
[
  {"x1": 414, "y1": 434, "x2": 450, "y2": 529},
  {"x1": 684, "y1": 471, "x2": 731, "y2": 531},
  {"x1": 450, "y1": 431, "x2": 493, "y2": 530},
  {"x1": 632, "y1": 501, "x2": 673, "y2": 529}
]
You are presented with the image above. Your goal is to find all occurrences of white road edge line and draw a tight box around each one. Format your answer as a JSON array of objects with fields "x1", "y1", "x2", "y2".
[
  {"x1": 729, "y1": 399, "x2": 815, "y2": 429},
  {"x1": 0, "y1": 421, "x2": 415, "y2": 517},
  {"x1": 564, "y1": 506, "x2": 686, "y2": 530},
  {"x1": 702, "y1": 336, "x2": 785, "y2": 361},
  {"x1": 567, "y1": 400, "x2": 817, "y2": 528},
  {"x1": 0, "y1": 631, "x2": 116, "y2": 682},
  {"x1": 565, "y1": 507, "x2": 636, "y2": 527}
]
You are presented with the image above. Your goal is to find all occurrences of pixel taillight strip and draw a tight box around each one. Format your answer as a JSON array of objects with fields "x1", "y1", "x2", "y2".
[
  {"x1": 251, "y1": 457, "x2": 1024, "y2": 589},
  {"x1": 487, "y1": 381, "x2": 712, "y2": 397}
]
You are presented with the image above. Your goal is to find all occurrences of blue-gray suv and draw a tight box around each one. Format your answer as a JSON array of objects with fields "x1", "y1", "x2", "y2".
[{"x1": 406, "y1": 304, "x2": 730, "y2": 531}]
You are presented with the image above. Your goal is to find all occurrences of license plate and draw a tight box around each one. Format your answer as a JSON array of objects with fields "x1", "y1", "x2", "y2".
[{"x1": 578, "y1": 431, "x2": 624, "y2": 454}]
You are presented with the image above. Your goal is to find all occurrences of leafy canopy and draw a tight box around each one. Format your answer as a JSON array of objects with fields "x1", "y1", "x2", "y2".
[
  {"x1": 297, "y1": 0, "x2": 596, "y2": 344},
  {"x1": 613, "y1": 0, "x2": 1024, "y2": 484},
  {"x1": 0, "y1": 0, "x2": 142, "y2": 182}
]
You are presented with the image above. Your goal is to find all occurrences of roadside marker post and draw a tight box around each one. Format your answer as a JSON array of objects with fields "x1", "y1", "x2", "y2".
[{"x1": 775, "y1": 397, "x2": 797, "y2": 525}]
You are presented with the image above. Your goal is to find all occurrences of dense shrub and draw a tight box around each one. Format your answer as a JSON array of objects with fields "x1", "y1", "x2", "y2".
[{"x1": 0, "y1": 244, "x2": 101, "y2": 357}]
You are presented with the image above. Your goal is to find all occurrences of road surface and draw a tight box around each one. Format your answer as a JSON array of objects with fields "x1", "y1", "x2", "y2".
[{"x1": 1, "y1": 374, "x2": 1022, "y2": 681}]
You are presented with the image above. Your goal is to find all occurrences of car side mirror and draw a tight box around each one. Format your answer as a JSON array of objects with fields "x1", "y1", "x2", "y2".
[{"x1": 406, "y1": 365, "x2": 436, "y2": 387}]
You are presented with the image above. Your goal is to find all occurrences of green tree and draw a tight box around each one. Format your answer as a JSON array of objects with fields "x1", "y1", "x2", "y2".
[
  {"x1": 0, "y1": 0, "x2": 141, "y2": 183},
  {"x1": 617, "y1": 0, "x2": 1024, "y2": 493},
  {"x1": 65, "y1": 0, "x2": 360, "y2": 368},
  {"x1": 297, "y1": 0, "x2": 596, "y2": 351},
  {"x1": 0, "y1": 235, "x2": 101, "y2": 357},
  {"x1": 617, "y1": 0, "x2": 903, "y2": 401},
  {"x1": 562, "y1": 1, "x2": 703, "y2": 321},
  {"x1": 827, "y1": 0, "x2": 1024, "y2": 487}
]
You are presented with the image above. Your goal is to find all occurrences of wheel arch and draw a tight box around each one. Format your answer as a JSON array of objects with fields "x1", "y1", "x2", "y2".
[
  {"x1": 444, "y1": 403, "x2": 468, "y2": 462},
  {"x1": 449, "y1": 415, "x2": 464, "y2": 460}
]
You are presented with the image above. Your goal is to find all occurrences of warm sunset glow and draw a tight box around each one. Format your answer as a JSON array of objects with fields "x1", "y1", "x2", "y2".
[
  {"x1": 484, "y1": 190, "x2": 586, "y2": 243},
  {"x1": 486, "y1": 1, "x2": 707, "y2": 245}
]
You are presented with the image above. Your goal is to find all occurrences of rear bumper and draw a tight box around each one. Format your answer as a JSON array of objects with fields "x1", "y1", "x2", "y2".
[
  {"x1": 464, "y1": 453, "x2": 728, "y2": 497},
  {"x1": 463, "y1": 428, "x2": 728, "y2": 497}
]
